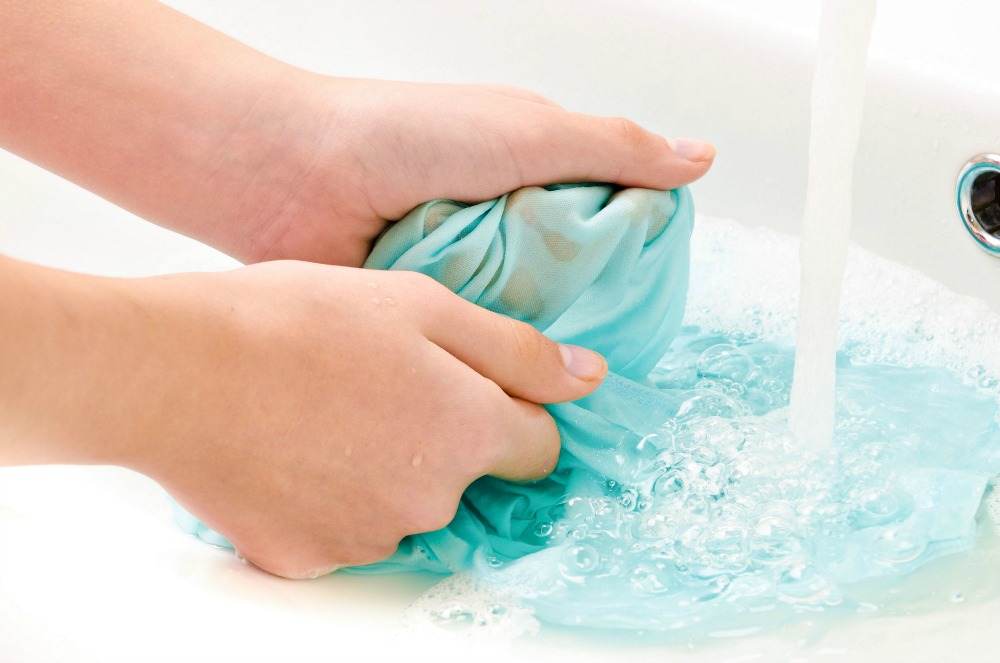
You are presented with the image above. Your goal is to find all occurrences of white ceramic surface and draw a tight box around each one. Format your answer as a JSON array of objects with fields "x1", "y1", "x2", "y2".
[{"x1": 3, "y1": 2, "x2": 999, "y2": 661}]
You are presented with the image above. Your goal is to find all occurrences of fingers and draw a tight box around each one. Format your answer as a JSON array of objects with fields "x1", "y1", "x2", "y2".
[
  {"x1": 504, "y1": 106, "x2": 716, "y2": 191},
  {"x1": 415, "y1": 277, "x2": 607, "y2": 405},
  {"x1": 486, "y1": 395, "x2": 562, "y2": 482}
]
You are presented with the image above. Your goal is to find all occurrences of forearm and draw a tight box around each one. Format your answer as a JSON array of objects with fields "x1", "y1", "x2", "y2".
[
  {"x1": 0, "y1": 0, "x2": 323, "y2": 261},
  {"x1": 0, "y1": 255, "x2": 167, "y2": 467}
]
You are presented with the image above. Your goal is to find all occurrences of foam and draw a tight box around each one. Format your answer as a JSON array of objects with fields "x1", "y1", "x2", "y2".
[
  {"x1": 685, "y1": 217, "x2": 1000, "y2": 402},
  {"x1": 409, "y1": 214, "x2": 1000, "y2": 635}
]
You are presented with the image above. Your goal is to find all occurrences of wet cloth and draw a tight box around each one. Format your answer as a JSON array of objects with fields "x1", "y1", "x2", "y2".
[
  {"x1": 174, "y1": 183, "x2": 695, "y2": 570},
  {"x1": 357, "y1": 184, "x2": 694, "y2": 572}
]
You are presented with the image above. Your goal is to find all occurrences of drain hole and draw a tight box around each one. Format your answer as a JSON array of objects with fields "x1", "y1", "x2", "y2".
[{"x1": 971, "y1": 172, "x2": 1000, "y2": 236}]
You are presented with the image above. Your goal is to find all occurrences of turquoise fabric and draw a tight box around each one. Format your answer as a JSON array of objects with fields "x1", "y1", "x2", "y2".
[{"x1": 357, "y1": 183, "x2": 694, "y2": 572}]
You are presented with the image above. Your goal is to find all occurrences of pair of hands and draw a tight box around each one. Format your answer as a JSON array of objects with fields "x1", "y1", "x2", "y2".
[
  {"x1": 0, "y1": 0, "x2": 714, "y2": 578},
  {"x1": 146, "y1": 79, "x2": 713, "y2": 579}
]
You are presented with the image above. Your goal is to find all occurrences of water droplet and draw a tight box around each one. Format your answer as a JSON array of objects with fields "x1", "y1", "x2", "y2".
[
  {"x1": 385, "y1": 297, "x2": 397, "y2": 307},
  {"x1": 411, "y1": 454, "x2": 424, "y2": 468},
  {"x1": 372, "y1": 297, "x2": 381, "y2": 305},
  {"x1": 950, "y1": 591, "x2": 965, "y2": 603},
  {"x1": 367, "y1": 281, "x2": 378, "y2": 289},
  {"x1": 344, "y1": 445, "x2": 353, "y2": 458},
  {"x1": 308, "y1": 570, "x2": 320, "y2": 579}
]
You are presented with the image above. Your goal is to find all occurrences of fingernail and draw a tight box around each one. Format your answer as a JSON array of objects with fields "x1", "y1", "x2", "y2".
[
  {"x1": 666, "y1": 137, "x2": 716, "y2": 162},
  {"x1": 559, "y1": 343, "x2": 608, "y2": 381}
]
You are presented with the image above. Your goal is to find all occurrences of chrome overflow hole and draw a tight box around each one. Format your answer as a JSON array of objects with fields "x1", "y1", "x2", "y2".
[{"x1": 958, "y1": 154, "x2": 1000, "y2": 256}]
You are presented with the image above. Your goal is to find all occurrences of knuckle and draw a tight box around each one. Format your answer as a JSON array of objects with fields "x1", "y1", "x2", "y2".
[
  {"x1": 608, "y1": 116, "x2": 648, "y2": 150},
  {"x1": 506, "y1": 318, "x2": 551, "y2": 365}
]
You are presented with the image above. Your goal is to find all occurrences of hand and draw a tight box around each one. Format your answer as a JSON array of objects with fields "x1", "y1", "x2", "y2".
[
  {"x1": 239, "y1": 77, "x2": 717, "y2": 267},
  {"x1": 1, "y1": 0, "x2": 716, "y2": 268},
  {"x1": 0, "y1": 257, "x2": 607, "y2": 579}
]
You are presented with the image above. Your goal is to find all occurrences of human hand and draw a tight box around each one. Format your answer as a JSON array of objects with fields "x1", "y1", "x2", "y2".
[
  {"x1": 115, "y1": 261, "x2": 607, "y2": 578},
  {"x1": 1, "y1": 0, "x2": 715, "y2": 268},
  {"x1": 238, "y1": 77, "x2": 717, "y2": 267}
]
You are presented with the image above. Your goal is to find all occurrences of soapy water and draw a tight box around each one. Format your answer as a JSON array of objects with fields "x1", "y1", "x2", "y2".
[{"x1": 406, "y1": 215, "x2": 1000, "y2": 638}]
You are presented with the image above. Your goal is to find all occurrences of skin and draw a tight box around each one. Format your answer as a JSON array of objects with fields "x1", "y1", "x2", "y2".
[{"x1": 0, "y1": 0, "x2": 715, "y2": 579}]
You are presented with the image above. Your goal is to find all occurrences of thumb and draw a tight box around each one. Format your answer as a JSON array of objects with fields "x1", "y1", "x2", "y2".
[{"x1": 420, "y1": 282, "x2": 608, "y2": 404}]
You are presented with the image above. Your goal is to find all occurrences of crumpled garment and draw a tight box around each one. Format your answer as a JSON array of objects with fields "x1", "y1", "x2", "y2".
[
  {"x1": 174, "y1": 183, "x2": 694, "y2": 568},
  {"x1": 356, "y1": 183, "x2": 695, "y2": 572}
]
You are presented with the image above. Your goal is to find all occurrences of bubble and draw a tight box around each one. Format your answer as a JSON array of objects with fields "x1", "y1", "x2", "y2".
[
  {"x1": 750, "y1": 512, "x2": 801, "y2": 562},
  {"x1": 701, "y1": 521, "x2": 749, "y2": 571},
  {"x1": 653, "y1": 469, "x2": 686, "y2": 497},
  {"x1": 637, "y1": 512, "x2": 680, "y2": 540},
  {"x1": 629, "y1": 563, "x2": 672, "y2": 596},
  {"x1": 697, "y1": 344, "x2": 756, "y2": 383},
  {"x1": 431, "y1": 604, "x2": 476, "y2": 630},
  {"x1": 848, "y1": 486, "x2": 910, "y2": 527},
  {"x1": 617, "y1": 487, "x2": 640, "y2": 511},
  {"x1": 533, "y1": 522, "x2": 554, "y2": 538},
  {"x1": 561, "y1": 544, "x2": 601, "y2": 575},
  {"x1": 873, "y1": 527, "x2": 927, "y2": 564},
  {"x1": 776, "y1": 560, "x2": 835, "y2": 604}
]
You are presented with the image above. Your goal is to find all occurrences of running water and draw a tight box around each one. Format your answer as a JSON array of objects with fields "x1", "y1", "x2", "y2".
[{"x1": 788, "y1": 0, "x2": 877, "y2": 450}]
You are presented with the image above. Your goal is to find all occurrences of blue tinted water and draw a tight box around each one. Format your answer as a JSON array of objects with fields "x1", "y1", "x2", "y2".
[{"x1": 478, "y1": 327, "x2": 1000, "y2": 631}]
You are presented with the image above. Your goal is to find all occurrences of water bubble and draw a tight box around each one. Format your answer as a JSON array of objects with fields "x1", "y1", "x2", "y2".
[
  {"x1": 561, "y1": 544, "x2": 601, "y2": 575},
  {"x1": 431, "y1": 604, "x2": 476, "y2": 630},
  {"x1": 701, "y1": 521, "x2": 749, "y2": 570},
  {"x1": 637, "y1": 512, "x2": 679, "y2": 540},
  {"x1": 873, "y1": 527, "x2": 926, "y2": 564},
  {"x1": 696, "y1": 343, "x2": 754, "y2": 382},
  {"x1": 751, "y1": 512, "x2": 800, "y2": 562},
  {"x1": 588, "y1": 498, "x2": 613, "y2": 517},
  {"x1": 630, "y1": 564, "x2": 672, "y2": 596},
  {"x1": 776, "y1": 560, "x2": 834, "y2": 604},
  {"x1": 653, "y1": 469, "x2": 686, "y2": 497},
  {"x1": 533, "y1": 522, "x2": 554, "y2": 538},
  {"x1": 617, "y1": 487, "x2": 640, "y2": 511}
]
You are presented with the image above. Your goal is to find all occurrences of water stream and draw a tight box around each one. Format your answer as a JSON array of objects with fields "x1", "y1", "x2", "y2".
[{"x1": 789, "y1": 0, "x2": 878, "y2": 450}]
